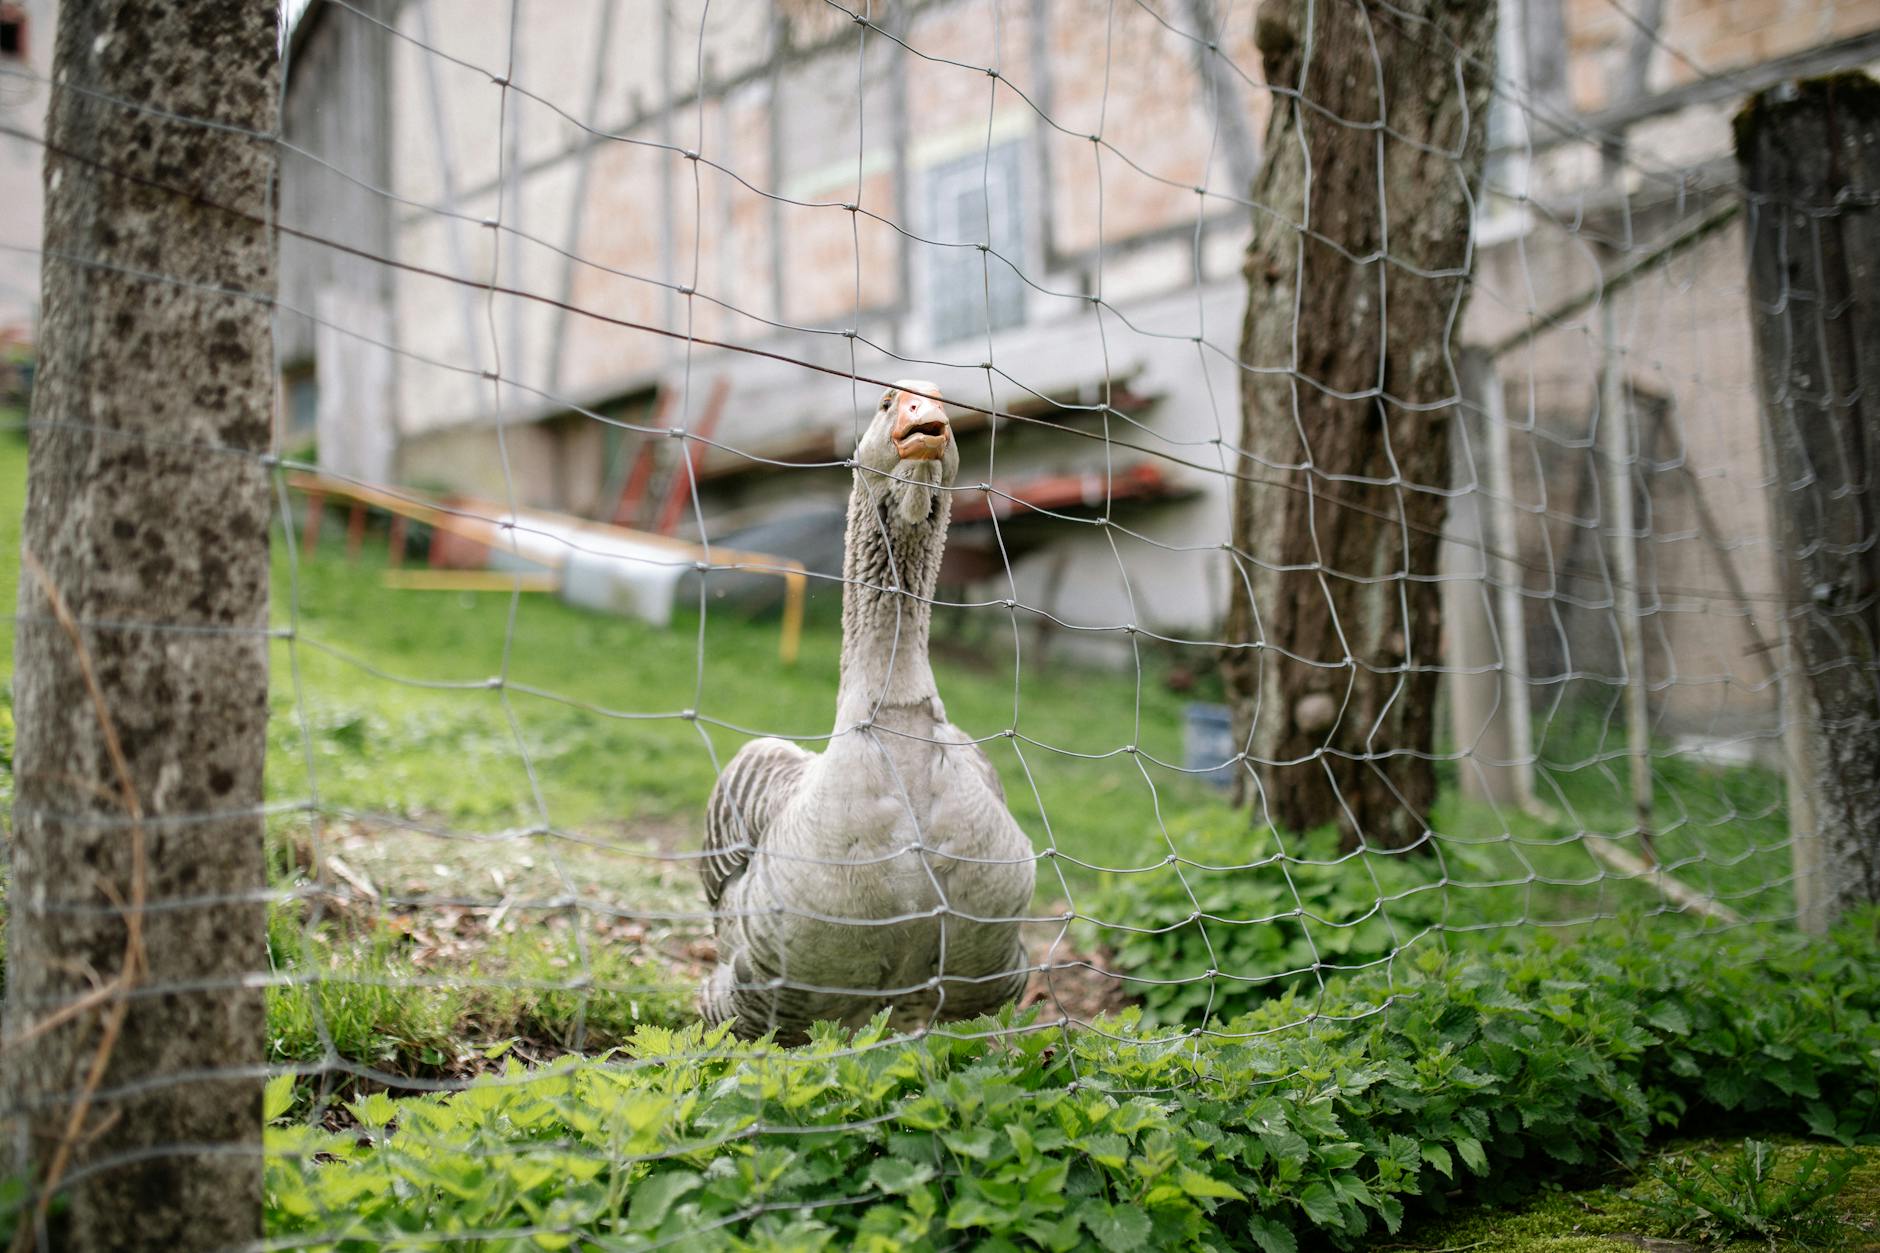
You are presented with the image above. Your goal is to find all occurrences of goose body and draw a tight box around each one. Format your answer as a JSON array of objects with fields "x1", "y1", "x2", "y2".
[{"x1": 699, "y1": 382, "x2": 1036, "y2": 1041}]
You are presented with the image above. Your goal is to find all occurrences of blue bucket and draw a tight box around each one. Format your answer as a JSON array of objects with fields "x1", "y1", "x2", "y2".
[{"x1": 1183, "y1": 702, "x2": 1239, "y2": 791}]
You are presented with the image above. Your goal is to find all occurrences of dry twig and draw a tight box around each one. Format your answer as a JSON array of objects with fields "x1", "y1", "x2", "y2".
[{"x1": 11, "y1": 550, "x2": 150, "y2": 1253}]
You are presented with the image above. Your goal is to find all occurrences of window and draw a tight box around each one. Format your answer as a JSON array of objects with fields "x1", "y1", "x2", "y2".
[
  {"x1": 923, "y1": 140, "x2": 1027, "y2": 347},
  {"x1": 0, "y1": 6, "x2": 25, "y2": 60}
]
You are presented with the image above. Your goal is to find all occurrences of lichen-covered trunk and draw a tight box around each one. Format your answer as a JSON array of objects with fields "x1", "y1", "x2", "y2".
[
  {"x1": 1222, "y1": 0, "x2": 1494, "y2": 850},
  {"x1": 1736, "y1": 73, "x2": 1880, "y2": 927},
  {"x1": 1, "y1": 3, "x2": 278, "y2": 1248}
]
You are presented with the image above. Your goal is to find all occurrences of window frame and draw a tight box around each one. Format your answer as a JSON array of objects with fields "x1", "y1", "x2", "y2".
[{"x1": 919, "y1": 138, "x2": 1030, "y2": 350}]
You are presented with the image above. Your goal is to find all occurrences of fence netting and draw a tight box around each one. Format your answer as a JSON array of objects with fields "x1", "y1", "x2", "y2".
[{"x1": 1, "y1": 0, "x2": 1874, "y2": 1245}]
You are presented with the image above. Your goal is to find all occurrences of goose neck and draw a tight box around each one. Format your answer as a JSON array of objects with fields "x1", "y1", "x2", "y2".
[{"x1": 836, "y1": 471, "x2": 950, "y2": 720}]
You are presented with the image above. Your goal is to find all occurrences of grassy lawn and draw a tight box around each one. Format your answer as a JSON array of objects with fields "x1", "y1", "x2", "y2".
[
  {"x1": 267, "y1": 536, "x2": 1794, "y2": 906},
  {"x1": 268, "y1": 536, "x2": 1231, "y2": 877}
]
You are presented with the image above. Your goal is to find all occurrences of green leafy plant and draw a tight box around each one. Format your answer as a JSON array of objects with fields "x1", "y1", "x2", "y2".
[
  {"x1": 265, "y1": 909, "x2": 696, "y2": 1080},
  {"x1": 1079, "y1": 824, "x2": 1458, "y2": 1024},
  {"x1": 1643, "y1": 1138, "x2": 1862, "y2": 1248},
  {"x1": 248, "y1": 919, "x2": 1880, "y2": 1251}
]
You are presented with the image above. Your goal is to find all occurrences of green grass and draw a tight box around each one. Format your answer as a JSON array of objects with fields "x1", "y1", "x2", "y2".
[
  {"x1": 268, "y1": 544, "x2": 1794, "y2": 901},
  {"x1": 266, "y1": 540, "x2": 1230, "y2": 879},
  {"x1": 264, "y1": 903, "x2": 695, "y2": 1073},
  {"x1": 1397, "y1": 1137, "x2": 1880, "y2": 1251}
]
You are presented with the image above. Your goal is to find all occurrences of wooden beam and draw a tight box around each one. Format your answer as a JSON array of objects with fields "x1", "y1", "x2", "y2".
[
  {"x1": 1574, "y1": 29, "x2": 1880, "y2": 151},
  {"x1": 411, "y1": 0, "x2": 487, "y2": 376},
  {"x1": 1739, "y1": 73, "x2": 1880, "y2": 930},
  {"x1": 1600, "y1": 297, "x2": 1656, "y2": 860},
  {"x1": 1485, "y1": 197, "x2": 1741, "y2": 361},
  {"x1": 1583, "y1": 839, "x2": 1745, "y2": 925},
  {"x1": 382, "y1": 569, "x2": 559, "y2": 593}
]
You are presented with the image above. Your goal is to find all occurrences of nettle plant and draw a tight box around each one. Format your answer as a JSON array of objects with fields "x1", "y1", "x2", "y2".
[
  {"x1": 257, "y1": 920, "x2": 1880, "y2": 1252},
  {"x1": 1078, "y1": 826, "x2": 1452, "y2": 1025}
]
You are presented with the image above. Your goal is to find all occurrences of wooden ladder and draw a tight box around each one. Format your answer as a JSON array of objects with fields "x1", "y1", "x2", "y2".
[{"x1": 608, "y1": 375, "x2": 731, "y2": 535}]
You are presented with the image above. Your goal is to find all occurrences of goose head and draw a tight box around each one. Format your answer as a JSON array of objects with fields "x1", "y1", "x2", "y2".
[{"x1": 855, "y1": 379, "x2": 958, "y2": 528}]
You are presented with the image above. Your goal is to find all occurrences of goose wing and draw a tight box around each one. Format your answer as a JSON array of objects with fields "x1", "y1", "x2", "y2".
[
  {"x1": 702, "y1": 736, "x2": 815, "y2": 909},
  {"x1": 936, "y1": 720, "x2": 1007, "y2": 806}
]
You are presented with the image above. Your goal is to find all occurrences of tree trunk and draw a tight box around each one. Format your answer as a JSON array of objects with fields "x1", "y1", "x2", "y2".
[
  {"x1": 1735, "y1": 73, "x2": 1880, "y2": 929},
  {"x1": 1222, "y1": 0, "x2": 1495, "y2": 851},
  {"x1": 1, "y1": 3, "x2": 277, "y2": 1248}
]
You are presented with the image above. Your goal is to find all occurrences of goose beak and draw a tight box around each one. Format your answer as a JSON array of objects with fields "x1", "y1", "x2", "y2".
[{"x1": 890, "y1": 384, "x2": 950, "y2": 461}]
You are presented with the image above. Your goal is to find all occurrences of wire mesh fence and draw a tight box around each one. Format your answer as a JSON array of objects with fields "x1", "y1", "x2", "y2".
[{"x1": 1, "y1": 0, "x2": 1876, "y2": 1246}]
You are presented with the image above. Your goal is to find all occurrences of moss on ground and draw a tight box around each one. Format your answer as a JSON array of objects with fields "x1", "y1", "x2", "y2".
[{"x1": 1399, "y1": 1138, "x2": 1880, "y2": 1252}]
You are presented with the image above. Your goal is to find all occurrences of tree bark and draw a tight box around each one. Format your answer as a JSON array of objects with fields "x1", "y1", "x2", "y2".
[
  {"x1": 1, "y1": 3, "x2": 277, "y2": 1248},
  {"x1": 1222, "y1": 0, "x2": 1495, "y2": 851},
  {"x1": 1735, "y1": 73, "x2": 1880, "y2": 928}
]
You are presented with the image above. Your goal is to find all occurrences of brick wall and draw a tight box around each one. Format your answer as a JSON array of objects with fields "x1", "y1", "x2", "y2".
[{"x1": 1565, "y1": 0, "x2": 1880, "y2": 112}]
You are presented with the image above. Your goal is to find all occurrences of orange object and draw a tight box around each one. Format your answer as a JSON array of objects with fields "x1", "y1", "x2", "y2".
[
  {"x1": 653, "y1": 375, "x2": 730, "y2": 536},
  {"x1": 612, "y1": 386, "x2": 675, "y2": 527},
  {"x1": 950, "y1": 462, "x2": 1172, "y2": 524},
  {"x1": 302, "y1": 490, "x2": 325, "y2": 551}
]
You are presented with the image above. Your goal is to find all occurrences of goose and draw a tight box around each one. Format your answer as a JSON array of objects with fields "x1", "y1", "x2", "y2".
[{"x1": 699, "y1": 380, "x2": 1036, "y2": 1042}]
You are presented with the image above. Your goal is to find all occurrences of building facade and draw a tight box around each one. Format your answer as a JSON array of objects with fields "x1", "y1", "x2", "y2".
[{"x1": 279, "y1": 0, "x2": 1880, "y2": 738}]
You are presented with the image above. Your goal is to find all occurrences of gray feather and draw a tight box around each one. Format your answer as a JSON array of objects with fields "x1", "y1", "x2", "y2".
[{"x1": 702, "y1": 737, "x2": 811, "y2": 909}]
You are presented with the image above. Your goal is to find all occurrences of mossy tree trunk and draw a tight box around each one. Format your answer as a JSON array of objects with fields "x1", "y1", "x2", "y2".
[
  {"x1": 1, "y1": 2, "x2": 277, "y2": 1248},
  {"x1": 1222, "y1": 0, "x2": 1495, "y2": 850},
  {"x1": 1736, "y1": 73, "x2": 1880, "y2": 928}
]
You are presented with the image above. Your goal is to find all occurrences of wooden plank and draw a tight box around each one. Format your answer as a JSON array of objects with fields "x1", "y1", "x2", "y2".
[
  {"x1": 1485, "y1": 198, "x2": 1741, "y2": 361},
  {"x1": 1601, "y1": 296, "x2": 1656, "y2": 860},
  {"x1": 545, "y1": 0, "x2": 618, "y2": 393},
  {"x1": 1583, "y1": 839, "x2": 1744, "y2": 925},
  {"x1": 612, "y1": 385, "x2": 674, "y2": 526},
  {"x1": 382, "y1": 569, "x2": 559, "y2": 593}
]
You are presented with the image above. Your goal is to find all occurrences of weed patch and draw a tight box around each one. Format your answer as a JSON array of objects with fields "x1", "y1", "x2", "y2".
[{"x1": 1641, "y1": 1139, "x2": 1863, "y2": 1248}]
